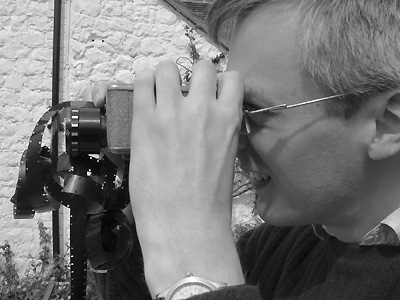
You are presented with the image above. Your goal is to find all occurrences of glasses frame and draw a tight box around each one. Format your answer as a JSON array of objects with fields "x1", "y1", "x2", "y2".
[{"x1": 241, "y1": 94, "x2": 346, "y2": 135}]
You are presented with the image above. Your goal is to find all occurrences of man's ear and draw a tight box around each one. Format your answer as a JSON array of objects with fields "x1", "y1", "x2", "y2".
[{"x1": 368, "y1": 92, "x2": 400, "y2": 160}]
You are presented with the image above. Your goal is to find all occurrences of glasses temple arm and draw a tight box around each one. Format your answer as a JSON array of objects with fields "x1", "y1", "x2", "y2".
[
  {"x1": 244, "y1": 94, "x2": 346, "y2": 115},
  {"x1": 244, "y1": 104, "x2": 288, "y2": 115},
  {"x1": 286, "y1": 94, "x2": 346, "y2": 109}
]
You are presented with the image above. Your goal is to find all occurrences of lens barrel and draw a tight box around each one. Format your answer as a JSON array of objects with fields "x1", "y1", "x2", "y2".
[{"x1": 65, "y1": 107, "x2": 107, "y2": 155}]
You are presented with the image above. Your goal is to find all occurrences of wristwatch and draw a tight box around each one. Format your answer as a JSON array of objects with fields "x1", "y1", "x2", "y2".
[{"x1": 154, "y1": 273, "x2": 227, "y2": 300}]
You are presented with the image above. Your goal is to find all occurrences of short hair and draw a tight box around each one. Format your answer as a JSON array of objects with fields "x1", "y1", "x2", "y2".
[{"x1": 206, "y1": 0, "x2": 400, "y2": 118}]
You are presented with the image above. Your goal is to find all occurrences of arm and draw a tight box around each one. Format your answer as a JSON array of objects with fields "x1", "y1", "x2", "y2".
[
  {"x1": 89, "y1": 60, "x2": 246, "y2": 298},
  {"x1": 128, "y1": 60, "x2": 245, "y2": 298}
]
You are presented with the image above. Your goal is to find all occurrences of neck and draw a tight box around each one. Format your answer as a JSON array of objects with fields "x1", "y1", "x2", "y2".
[
  {"x1": 322, "y1": 173, "x2": 400, "y2": 244},
  {"x1": 322, "y1": 222, "x2": 375, "y2": 244}
]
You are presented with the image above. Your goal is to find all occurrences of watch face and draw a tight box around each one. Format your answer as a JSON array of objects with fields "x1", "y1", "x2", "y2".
[{"x1": 169, "y1": 282, "x2": 213, "y2": 300}]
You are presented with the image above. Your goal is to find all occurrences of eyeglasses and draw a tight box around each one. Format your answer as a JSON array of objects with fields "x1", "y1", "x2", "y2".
[{"x1": 241, "y1": 94, "x2": 346, "y2": 135}]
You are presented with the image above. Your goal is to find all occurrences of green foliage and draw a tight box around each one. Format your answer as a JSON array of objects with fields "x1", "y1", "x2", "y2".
[
  {"x1": 232, "y1": 159, "x2": 264, "y2": 241},
  {"x1": 232, "y1": 217, "x2": 264, "y2": 242},
  {"x1": 185, "y1": 26, "x2": 200, "y2": 64},
  {"x1": 233, "y1": 158, "x2": 254, "y2": 198},
  {"x1": 0, "y1": 220, "x2": 100, "y2": 300},
  {"x1": 177, "y1": 25, "x2": 227, "y2": 83}
]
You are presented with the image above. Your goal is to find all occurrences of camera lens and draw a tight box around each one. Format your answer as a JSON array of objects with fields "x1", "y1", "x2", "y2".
[{"x1": 65, "y1": 107, "x2": 107, "y2": 155}]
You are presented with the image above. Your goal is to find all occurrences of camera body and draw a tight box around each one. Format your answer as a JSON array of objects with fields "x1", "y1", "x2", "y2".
[
  {"x1": 104, "y1": 84, "x2": 134, "y2": 154},
  {"x1": 63, "y1": 84, "x2": 133, "y2": 155}
]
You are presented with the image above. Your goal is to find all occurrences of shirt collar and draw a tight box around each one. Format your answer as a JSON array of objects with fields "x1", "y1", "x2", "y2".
[{"x1": 313, "y1": 206, "x2": 400, "y2": 246}]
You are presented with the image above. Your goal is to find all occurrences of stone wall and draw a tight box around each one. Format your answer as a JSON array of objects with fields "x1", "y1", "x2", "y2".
[
  {"x1": 0, "y1": 0, "x2": 55, "y2": 273},
  {"x1": 0, "y1": 0, "x2": 255, "y2": 275}
]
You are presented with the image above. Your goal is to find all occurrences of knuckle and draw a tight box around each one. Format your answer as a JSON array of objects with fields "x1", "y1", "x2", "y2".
[
  {"x1": 193, "y1": 60, "x2": 214, "y2": 73},
  {"x1": 156, "y1": 60, "x2": 179, "y2": 77},
  {"x1": 157, "y1": 60, "x2": 176, "y2": 68},
  {"x1": 222, "y1": 70, "x2": 243, "y2": 82},
  {"x1": 155, "y1": 61, "x2": 181, "y2": 88}
]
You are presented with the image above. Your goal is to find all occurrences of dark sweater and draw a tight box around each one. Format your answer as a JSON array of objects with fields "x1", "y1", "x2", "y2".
[
  {"x1": 97, "y1": 224, "x2": 400, "y2": 299},
  {"x1": 193, "y1": 224, "x2": 400, "y2": 300}
]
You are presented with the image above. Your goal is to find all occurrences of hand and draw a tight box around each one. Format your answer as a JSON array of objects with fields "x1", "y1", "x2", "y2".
[{"x1": 129, "y1": 60, "x2": 245, "y2": 296}]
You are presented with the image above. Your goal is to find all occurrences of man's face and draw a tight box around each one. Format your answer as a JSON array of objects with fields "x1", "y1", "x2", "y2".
[{"x1": 227, "y1": 3, "x2": 368, "y2": 226}]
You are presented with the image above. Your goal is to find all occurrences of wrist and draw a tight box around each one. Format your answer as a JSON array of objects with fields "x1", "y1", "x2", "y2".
[
  {"x1": 154, "y1": 273, "x2": 228, "y2": 300},
  {"x1": 139, "y1": 228, "x2": 244, "y2": 297}
]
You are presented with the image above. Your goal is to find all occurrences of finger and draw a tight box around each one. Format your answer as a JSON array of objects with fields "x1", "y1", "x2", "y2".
[
  {"x1": 188, "y1": 60, "x2": 217, "y2": 100},
  {"x1": 154, "y1": 61, "x2": 182, "y2": 109},
  {"x1": 217, "y1": 71, "x2": 244, "y2": 108},
  {"x1": 93, "y1": 83, "x2": 110, "y2": 107},
  {"x1": 82, "y1": 86, "x2": 94, "y2": 102},
  {"x1": 91, "y1": 82, "x2": 114, "y2": 107},
  {"x1": 133, "y1": 69, "x2": 156, "y2": 113}
]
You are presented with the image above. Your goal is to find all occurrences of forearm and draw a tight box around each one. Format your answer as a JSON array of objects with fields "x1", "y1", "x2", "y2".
[
  {"x1": 127, "y1": 60, "x2": 245, "y2": 299},
  {"x1": 136, "y1": 219, "x2": 245, "y2": 297}
]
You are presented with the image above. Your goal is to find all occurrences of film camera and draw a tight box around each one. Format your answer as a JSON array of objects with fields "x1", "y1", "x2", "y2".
[
  {"x1": 62, "y1": 84, "x2": 133, "y2": 156},
  {"x1": 62, "y1": 83, "x2": 189, "y2": 156}
]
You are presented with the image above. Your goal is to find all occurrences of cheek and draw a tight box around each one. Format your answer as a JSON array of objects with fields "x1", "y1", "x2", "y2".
[{"x1": 272, "y1": 123, "x2": 364, "y2": 197}]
